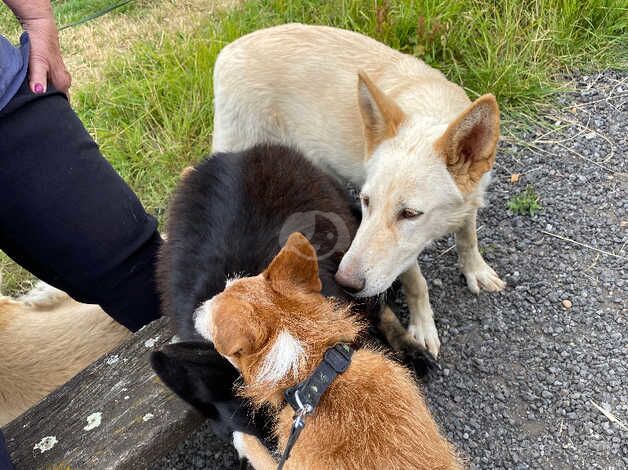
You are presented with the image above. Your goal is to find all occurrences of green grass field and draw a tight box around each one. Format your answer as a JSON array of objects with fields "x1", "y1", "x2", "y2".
[
  {"x1": 1, "y1": 0, "x2": 626, "y2": 294},
  {"x1": 0, "y1": 0, "x2": 143, "y2": 39}
]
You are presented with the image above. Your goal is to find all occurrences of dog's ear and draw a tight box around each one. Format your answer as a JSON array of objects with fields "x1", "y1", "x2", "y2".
[
  {"x1": 212, "y1": 300, "x2": 268, "y2": 359},
  {"x1": 264, "y1": 232, "x2": 322, "y2": 293},
  {"x1": 150, "y1": 341, "x2": 240, "y2": 417},
  {"x1": 357, "y1": 70, "x2": 406, "y2": 157},
  {"x1": 435, "y1": 94, "x2": 500, "y2": 192}
]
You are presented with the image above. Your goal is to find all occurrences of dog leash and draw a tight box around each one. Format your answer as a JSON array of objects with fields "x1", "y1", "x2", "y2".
[{"x1": 277, "y1": 343, "x2": 354, "y2": 470}]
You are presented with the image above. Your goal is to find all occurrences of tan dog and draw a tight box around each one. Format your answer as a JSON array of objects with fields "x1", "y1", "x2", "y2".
[
  {"x1": 0, "y1": 281, "x2": 129, "y2": 426},
  {"x1": 212, "y1": 23, "x2": 506, "y2": 357},
  {"x1": 193, "y1": 233, "x2": 462, "y2": 469}
]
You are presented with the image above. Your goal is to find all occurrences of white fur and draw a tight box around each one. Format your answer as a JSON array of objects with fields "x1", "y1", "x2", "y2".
[
  {"x1": 17, "y1": 281, "x2": 69, "y2": 308},
  {"x1": 212, "y1": 24, "x2": 506, "y2": 357},
  {"x1": 224, "y1": 274, "x2": 242, "y2": 288},
  {"x1": 232, "y1": 431, "x2": 246, "y2": 459},
  {"x1": 193, "y1": 298, "x2": 215, "y2": 342},
  {"x1": 256, "y1": 330, "x2": 304, "y2": 384}
]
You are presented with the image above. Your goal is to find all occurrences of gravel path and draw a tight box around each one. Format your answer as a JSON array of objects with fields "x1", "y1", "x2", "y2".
[{"x1": 155, "y1": 71, "x2": 627, "y2": 470}]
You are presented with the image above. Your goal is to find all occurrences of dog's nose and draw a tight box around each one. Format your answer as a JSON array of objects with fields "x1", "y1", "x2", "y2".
[{"x1": 334, "y1": 270, "x2": 365, "y2": 294}]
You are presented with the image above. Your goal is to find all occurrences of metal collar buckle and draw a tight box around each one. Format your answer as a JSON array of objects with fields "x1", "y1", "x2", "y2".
[{"x1": 277, "y1": 343, "x2": 354, "y2": 470}]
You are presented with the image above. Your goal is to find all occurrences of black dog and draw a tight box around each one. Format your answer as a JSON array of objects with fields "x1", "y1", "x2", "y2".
[{"x1": 151, "y1": 144, "x2": 433, "y2": 446}]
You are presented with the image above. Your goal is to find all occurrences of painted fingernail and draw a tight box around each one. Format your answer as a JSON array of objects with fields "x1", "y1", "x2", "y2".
[{"x1": 34, "y1": 83, "x2": 44, "y2": 94}]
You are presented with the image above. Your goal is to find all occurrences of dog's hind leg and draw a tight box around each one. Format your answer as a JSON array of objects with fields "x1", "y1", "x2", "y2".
[
  {"x1": 378, "y1": 305, "x2": 436, "y2": 377},
  {"x1": 401, "y1": 262, "x2": 441, "y2": 358},
  {"x1": 233, "y1": 432, "x2": 277, "y2": 470},
  {"x1": 455, "y1": 210, "x2": 505, "y2": 294}
]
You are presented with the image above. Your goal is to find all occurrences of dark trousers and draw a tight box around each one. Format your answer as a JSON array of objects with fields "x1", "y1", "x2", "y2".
[
  {"x1": 0, "y1": 431, "x2": 13, "y2": 470},
  {"x1": 0, "y1": 79, "x2": 162, "y2": 331},
  {"x1": 0, "y1": 80, "x2": 163, "y2": 466}
]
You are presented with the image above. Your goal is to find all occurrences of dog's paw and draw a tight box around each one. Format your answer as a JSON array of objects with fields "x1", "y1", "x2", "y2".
[
  {"x1": 408, "y1": 321, "x2": 441, "y2": 359},
  {"x1": 396, "y1": 336, "x2": 439, "y2": 378},
  {"x1": 462, "y1": 261, "x2": 506, "y2": 294}
]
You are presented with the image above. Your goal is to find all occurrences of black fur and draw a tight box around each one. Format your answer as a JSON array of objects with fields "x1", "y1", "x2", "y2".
[
  {"x1": 158, "y1": 144, "x2": 363, "y2": 341},
  {"x1": 150, "y1": 342, "x2": 275, "y2": 448},
  {"x1": 151, "y1": 144, "x2": 432, "y2": 444}
]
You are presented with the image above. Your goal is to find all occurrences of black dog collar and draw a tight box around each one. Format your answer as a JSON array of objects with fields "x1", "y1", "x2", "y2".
[{"x1": 277, "y1": 343, "x2": 354, "y2": 469}]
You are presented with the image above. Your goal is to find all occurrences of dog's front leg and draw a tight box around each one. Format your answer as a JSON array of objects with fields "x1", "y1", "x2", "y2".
[
  {"x1": 401, "y1": 262, "x2": 440, "y2": 358},
  {"x1": 455, "y1": 210, "x2": 505, "y2": 294},
  {"x1": 233, "y1": 432, "x2": 277, "y2": 470}
]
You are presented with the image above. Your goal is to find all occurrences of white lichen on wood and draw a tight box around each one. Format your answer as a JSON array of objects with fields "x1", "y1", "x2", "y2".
[
  {"x1": 106, "y1": 354, "x2": 120, "y2": 365},
  {"x1": 33, "y1": 436, "x2": 57, "y2": 453},
  {"x1": 144, "y1": 336, "x2": 160, "y2": 348},
  {"x1": 83, "y1": 412, "x2": 103, "y2": 431}
]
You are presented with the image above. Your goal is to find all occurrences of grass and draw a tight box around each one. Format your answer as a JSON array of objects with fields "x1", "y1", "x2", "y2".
[
  {"x1": 0, "y1": 0, "x2": 141, "y2": 41},
  {"x1": 58, "y1": 0, "x2": 233, "y2": 86},
  {"x1": 0, "y1": 255, "x2": 36, "y2": 295},
  {"x1": 508, "y1": 185, "x2": 542, "y2": 216},
  {"x1": 1, "y1": 0, "x2": 626, "y2": 294},
  {"x1": 75, "y1": 0, "x2": 628, "y2": 212}
]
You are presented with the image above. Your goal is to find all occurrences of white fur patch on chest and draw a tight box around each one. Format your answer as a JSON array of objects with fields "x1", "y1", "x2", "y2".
[{"x1": 256, "y1": 330, "x2": 304, "y2": 384}]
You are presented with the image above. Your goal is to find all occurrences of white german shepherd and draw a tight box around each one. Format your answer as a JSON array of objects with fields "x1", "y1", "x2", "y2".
[{"x1": 211, "y1": 24, "x2": 505, "y2": 357}]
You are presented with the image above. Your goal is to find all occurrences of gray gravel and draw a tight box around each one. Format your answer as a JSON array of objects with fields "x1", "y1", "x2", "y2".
[{"x1": 154, "y1": 71, "x2": 627, "y2": 470}]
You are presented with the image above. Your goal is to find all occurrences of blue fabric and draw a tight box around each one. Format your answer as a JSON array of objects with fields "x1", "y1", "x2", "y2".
[
  {"x1": 0, "y1": 33, "x2": 29, "y2": 113},
  {"x1": 0, "y1": 430, "x2": 14, "y2": 470}
]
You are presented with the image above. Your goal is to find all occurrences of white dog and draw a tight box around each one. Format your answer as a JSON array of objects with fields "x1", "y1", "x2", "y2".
[{"x1": 212, "y1": 24, "x2": 505, "y2": 357}]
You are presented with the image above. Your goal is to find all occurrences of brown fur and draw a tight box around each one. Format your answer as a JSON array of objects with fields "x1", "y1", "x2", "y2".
[
  {"x1": 205, "y1": 233, "x2": 462, "y2": 469},
  {"x1": 0, "y1": 283, "x2": 129, "y2": 426},
  {"x1": 434, "y1": 94, "x2": 500, "y2": 193}
]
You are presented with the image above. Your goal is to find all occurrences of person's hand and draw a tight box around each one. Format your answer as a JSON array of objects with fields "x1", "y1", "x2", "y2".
[{"x1": 21, "y1": 17, "x2": 71, "y2": 95}]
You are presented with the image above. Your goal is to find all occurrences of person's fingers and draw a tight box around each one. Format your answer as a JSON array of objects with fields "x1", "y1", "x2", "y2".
[
  {"x1": 49, "y1": 62, "x2": 72, "y2": 95},
  {"x1": 28, "y1": 52, "x2": 49, "y2": 94},
  {"x1": 22, "y1": 18, "x2": 72, "y2": 96}
]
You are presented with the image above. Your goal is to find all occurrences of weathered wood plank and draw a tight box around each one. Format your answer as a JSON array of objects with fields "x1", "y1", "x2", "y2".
[{"x1": 3, "y1": 317, "x2": 206, "y2": 470}]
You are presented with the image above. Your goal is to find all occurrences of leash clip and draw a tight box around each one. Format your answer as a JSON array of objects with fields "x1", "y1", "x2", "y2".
[
  {"x1": 278, "y1": 344, "x2": 354, "y2": 470},
  {"x1": 293, "y1": 389, "x2": 313, "y2": 418},
  {"x1": 278, "y1": 390, "x2": 312, "y2": 470},
  {"x1": 292, "y1": 390, "x2": 313, "y2": 430}
]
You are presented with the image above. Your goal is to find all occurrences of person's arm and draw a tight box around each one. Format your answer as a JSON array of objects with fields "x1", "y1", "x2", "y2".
[{"x1": 3, "y1": 0, "x2": 71, "y2": 94}]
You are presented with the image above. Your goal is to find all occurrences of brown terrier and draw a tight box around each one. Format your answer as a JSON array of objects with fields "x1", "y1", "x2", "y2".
[{"x1": 193, "y1": 232, "x2": 462, "y2": 469}]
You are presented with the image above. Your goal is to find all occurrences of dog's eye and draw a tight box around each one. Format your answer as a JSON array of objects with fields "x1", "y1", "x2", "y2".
[
  {"x1": 400, "y1": 208, "x2": 423, "y2": 220},
  {"x1": 360, "y1": 195, "x2": 370, "y2": 207}
]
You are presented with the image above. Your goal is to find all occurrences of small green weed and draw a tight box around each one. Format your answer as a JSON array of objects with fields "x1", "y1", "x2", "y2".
[{"x1": 508, "y1": 185, "x2": 542, "y2": 216}]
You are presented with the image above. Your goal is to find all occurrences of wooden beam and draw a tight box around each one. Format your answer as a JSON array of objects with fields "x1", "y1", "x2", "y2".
[{"x1": 3, "y1": 318, "x2": 206, "y2": 469}]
